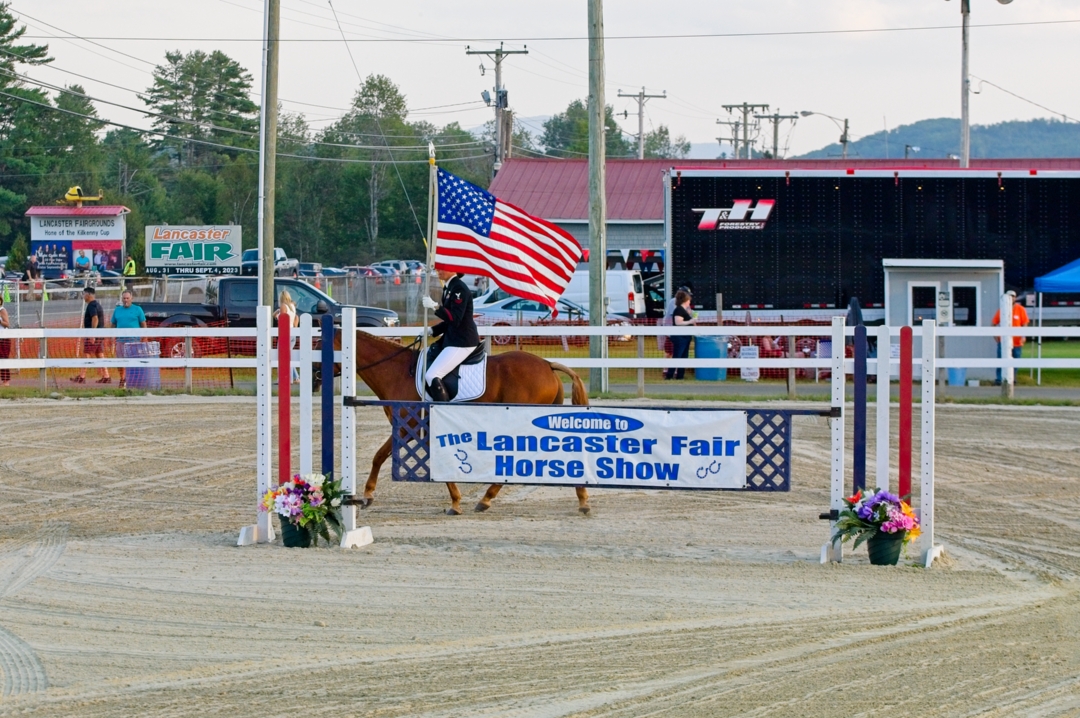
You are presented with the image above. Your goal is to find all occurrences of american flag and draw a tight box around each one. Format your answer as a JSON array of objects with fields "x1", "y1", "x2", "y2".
[{"x1": 434, "y1": 168, "x2": 582, "y2": 309}]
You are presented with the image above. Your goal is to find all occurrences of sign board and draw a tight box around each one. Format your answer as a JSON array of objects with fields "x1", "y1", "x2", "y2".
[
  {"x1": 30, "y1": 214, "x2": 125, "y2": 241},
  {"x1": 145, "y1": 225, "x2": 242, "y2": 275},
  {"x1": 429, "y1": 405, "x2": 748, "y2": 489},
  {"x1": 30, "y1": 240, "x2": 123, "y2": 272},
  {"x1": 740, "y1": 345, "x2": 759, "y2": 382},
  {"x1": 936, "y1": 290, "x2": 952, "y2": 327}
]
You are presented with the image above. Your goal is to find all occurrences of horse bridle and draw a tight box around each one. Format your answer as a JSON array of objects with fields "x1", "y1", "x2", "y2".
[{"x1": 353, "y1": 336, "x2": 422, "y2": 374}]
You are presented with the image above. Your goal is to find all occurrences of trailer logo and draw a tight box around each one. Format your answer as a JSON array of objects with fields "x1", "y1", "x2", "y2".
[{"x1": 692, "y1": 200, "x2": 775, "y2": 230}]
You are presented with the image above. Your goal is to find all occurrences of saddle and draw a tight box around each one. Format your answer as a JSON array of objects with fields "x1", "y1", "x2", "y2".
[{"x1": 414, "y1": 341, "x2": 487, "y2": 402}]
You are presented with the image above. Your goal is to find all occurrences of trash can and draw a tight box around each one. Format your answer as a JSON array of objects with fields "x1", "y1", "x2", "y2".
[
  {"x1": 693, "y1": 336, "x2": 726, "y2": 381},
  {"x1": 118, "y1": 341, "x2": 161, "y2": 390},
  {"x1": 947, "y1": 368, "x2": 967, "y2": 387}
]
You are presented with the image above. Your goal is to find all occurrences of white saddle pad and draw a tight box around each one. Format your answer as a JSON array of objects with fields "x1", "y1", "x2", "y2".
[{"x1": 415, "y1": 347, "x2": 488, "y2": 402}]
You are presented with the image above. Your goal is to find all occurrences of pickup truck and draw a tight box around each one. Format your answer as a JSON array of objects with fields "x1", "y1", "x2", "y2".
[
  {"x1": 140, "y1": 277, "x2": 398, "y2": 357},
  {"x1": 241, "y1": 247, "x2": 299, "y2": 277}
]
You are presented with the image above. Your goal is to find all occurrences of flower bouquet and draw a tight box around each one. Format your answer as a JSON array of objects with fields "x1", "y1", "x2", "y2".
[
  {"x1": 260, "y1": 473, "x2": 344, "y2": 547},
  {"x1": 831, "y1": 490, "x2": 921, "y2": 565}
]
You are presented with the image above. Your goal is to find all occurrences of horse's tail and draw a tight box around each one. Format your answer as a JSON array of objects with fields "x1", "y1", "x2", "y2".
[{"x1": 548, "y1": 361, "x2": 589, "y2": 406}]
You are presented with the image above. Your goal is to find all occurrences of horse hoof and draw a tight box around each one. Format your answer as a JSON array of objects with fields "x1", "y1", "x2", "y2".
[
  {"x1": 579, "y1": 506, "x2": 591, "y2": 515},
  {"x1": 474, "y1": 503, "x2": 491, "y2": 513},
  {"x1": 445, "y1": 507, "x2": 461, "y2": 516},
  {"x1": 359, "y1": 497, "x2": 374, "y2": 509}
]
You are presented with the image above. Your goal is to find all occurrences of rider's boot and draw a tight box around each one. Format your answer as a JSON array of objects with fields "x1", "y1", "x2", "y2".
[{"x1": 427, "y1": 377, "x2": 450, "y2": 402}]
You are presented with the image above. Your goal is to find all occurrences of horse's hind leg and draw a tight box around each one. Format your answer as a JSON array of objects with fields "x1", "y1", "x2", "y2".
[
  {"x1": 475, "y1": 484, "x2": 503, "y2": 512},
  {"x1": 360, "y1": 436, "x2": 392, "y2": 508},
  {"x1": 576, "y1": 486, "x2": 591, "y2": 515}
]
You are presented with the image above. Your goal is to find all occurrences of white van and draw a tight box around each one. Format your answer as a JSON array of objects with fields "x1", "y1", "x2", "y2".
[{"x1": 560, "y1": 269, "x2": 645, "y2": 317}]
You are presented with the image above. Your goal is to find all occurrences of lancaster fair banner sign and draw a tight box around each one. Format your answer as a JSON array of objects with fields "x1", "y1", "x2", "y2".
[
  {"x1": 145, "y1": 225, "x2": 242, "y2": 275},
  {"x1": 429, "y1": 405, "x2": 748, "y2": 489}
]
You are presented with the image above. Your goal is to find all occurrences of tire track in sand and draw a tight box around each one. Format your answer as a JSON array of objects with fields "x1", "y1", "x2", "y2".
[{"x1": 0, "y1": 522, "x2": 66, "y2": 696}]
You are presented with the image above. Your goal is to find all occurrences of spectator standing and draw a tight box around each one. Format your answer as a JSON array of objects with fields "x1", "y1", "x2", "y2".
[
  {"x1": 74, "y1": 287, "x2": 109, "y2": 384},
  {"x1": 0, "y1": 294, "x2": 10, "y2": 386},
  {"x1": 664, "y1": 289, "x2": 697, "y2": 380},
  {"x1": 123, "y1": 254, "x2": 136, "y2": 280},
  {"x1": 111, "y1": 289, "x2": 147, "y2": 389},
  {"x1": 661, "y1": 284, "x2": 693, "y2": 358},
  {"x1": 992, "y1": 290, "x2": 1029, "y2": 385},
  {"x1": 25, "y1": 255, "x2": 41, "y2": 301},
  {"x1": 273, "y1": 289, "x2": 300, "y2": 383}
]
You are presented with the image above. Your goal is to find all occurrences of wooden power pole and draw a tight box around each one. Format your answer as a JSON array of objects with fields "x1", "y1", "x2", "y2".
[
  {"x1": 588, "y1": 0, "x2": 607, "y2": 394},
  {"x1": 257, "y1": 0, "x2": 280, "y2": 307}
]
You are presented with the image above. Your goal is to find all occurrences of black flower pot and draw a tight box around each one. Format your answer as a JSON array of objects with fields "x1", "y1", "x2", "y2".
[
  {"x1": 279, "y1": 516, "x2": 312, "y2": 548},
  {"x1": 867, "y1": 530, "x2": 907, "y2": 565}
]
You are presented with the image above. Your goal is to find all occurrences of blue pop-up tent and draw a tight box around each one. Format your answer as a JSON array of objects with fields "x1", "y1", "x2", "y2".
[
  {"x1": 1035, "y1": 257, "x2": 1080, "y2": 293},
  {"x1": 1032, "y1": 258, "x2": 1080, "y2": 383}
]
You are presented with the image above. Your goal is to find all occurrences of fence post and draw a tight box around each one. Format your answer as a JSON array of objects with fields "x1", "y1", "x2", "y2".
[
  {"x1": 821, "y1": 315, "x2": 846, "y2": 564},
  {"x1": 184, "y1": 336, "x2": 193, "y2": 392},
  {"x1": 899, "y1": 326, "x2": 913, "y2": 501},
  {"x1": 921, "y1": 319, "x2": 943, "y2": 567},
  {"x1": 320, "y1": 312, "x2": 335, "y2": 478},
  {"x1": 338, "y1": 308, "x2": 372, "y2": 549},
  {"x1": 240, "y1": 306, "x2": 273, "y2": 544},
  {"x1": 636, "y1": 334, "x2": 645, "y2": 398},
  {"x1": 853, "y1": 324, "x2": 867, "y2": 492},
  {"x1": 786, "y1": 334, "x2": 796, "y2": 399},
  {"x1": 278, "y1": 315, "x2": 291, "y2": 487},
  {"x1": 38, "y1": 294, "x2": 46, "y2": 392},
  {"x1": 875, "y1": 324, "x2": 891, "y2": 492},
  {"x1": 299, "y1": 313, "x2": 313, "y2": 476}
]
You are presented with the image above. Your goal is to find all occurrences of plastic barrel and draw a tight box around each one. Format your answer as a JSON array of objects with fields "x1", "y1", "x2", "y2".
[
  {"x1": 693, "y1": 336, "x2": 725, "y2": 381},
  {"x1": 947, "y1": 368, "x2": 967, "y2": 387},
  {"x1": 119, "y1": 341, "x2": 162, "y2": 390}
]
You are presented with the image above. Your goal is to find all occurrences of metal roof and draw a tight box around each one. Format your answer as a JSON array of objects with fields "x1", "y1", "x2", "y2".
[
  {"x1": 488, "y1": 158, "x2": 1080, "y2": 222},
  {"x1": 25, "y1": 205, "x2": 130, "y2": 216}
]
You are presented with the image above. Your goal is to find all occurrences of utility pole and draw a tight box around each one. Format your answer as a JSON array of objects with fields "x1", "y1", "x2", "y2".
[
  {"x1": 257, "y1": 0, "x2": 280, "y2": 308},
  {"x1": 588, "y1": 0, "x2": 607, "y2": 395},
  {"x1": 754, "y1": 110, "x2": 798, "y2": 159},
  {"x1": 716, "y1": 119, "x2": 741, "y2": 159},
  {"x1": 467, "y1": 43, "x2": 528, "y2": 174},
  {"x1": 840, "y1": 118, "x2": 850, "y2": 160},
  {"x1": 617, "y1": 87, "x2": 666, "y2": 159},
  {"x1": 722, "y1": 103, "x2": 768, "y2": 159},
  {"x1": 959, "y1": 0, "x2": 971, "y2": 168}
]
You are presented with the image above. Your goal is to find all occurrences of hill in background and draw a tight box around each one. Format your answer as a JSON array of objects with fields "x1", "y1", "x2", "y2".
[{"x1": 797, "y1": 117, "x2": 1080, "y2": 159}]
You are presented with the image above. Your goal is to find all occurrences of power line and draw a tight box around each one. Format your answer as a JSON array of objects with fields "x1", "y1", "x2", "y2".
[
  {"x1": 0, "y1": 89, "x2": 491, "y2": 164},
  {"x1": 970, "y1": 74, "x2": 1080, "y2": 124},
  {"x1": 19, "y1": 17, "x2": 1080, "y2": 43}
]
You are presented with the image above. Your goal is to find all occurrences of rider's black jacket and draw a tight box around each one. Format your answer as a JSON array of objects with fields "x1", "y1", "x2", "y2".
[{"x1": 432, "y1": 274, "x2": 479, "y2": 347}]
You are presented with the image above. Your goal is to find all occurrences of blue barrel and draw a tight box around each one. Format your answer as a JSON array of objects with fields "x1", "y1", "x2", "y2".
[
  {"x1": 947, "y1": 368, "x2": 967, "y2": 387},
  {"x1": 693, "y1": 336, "x2": 726, "y2": 381},
  {"x1": 118, "y1": 341, "x2": 161, "y2": 390}
]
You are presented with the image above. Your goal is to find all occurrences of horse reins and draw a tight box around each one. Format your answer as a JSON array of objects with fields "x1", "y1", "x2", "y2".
[{"x1": 353, "y1": 336, "x2": 423, "y2": 374}]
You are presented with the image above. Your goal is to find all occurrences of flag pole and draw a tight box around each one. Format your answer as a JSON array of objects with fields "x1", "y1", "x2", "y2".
[{"x1": 422, "y1": 143, "x2": 437, "y2": 350}]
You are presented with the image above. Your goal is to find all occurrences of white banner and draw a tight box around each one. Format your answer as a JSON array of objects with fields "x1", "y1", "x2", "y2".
[
  {"x1": 31, "y1": 214, "x2": 126, "y2": 241},
  {"x1": 429, "y1": 405, "x2": 747, "y2": 489},
  {"x1": 145, "y1": 225, "x2": 242, "y2": 275}
]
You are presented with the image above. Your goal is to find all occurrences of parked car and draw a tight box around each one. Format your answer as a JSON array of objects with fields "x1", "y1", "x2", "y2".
[
  {"x1": 345, "y1": 265, "x2": 380, "y2": 279},
  {"x1": 404, "y1": 260, "x2": 426, "y2": 275},
  {"x1": 473, "y1": 296, "x2": 631, "y2": 345},
  {"x1": 643, "y1": 274, "x2": 665, "y2": 319},
  {"x1": 241, "y1": 248, "x2": 299, "y2": 277},
  {"x1": 298, "y1": 262, "x2": 323, "y2": 278},
  {"x1": 370, "y1": 266, "x2": 402, "y2": 284},
  {"x1": 371, "y1": 260, "x2": 410, "y2": 275},
  {"x1": 321, "y1": 266, "x2": 350, "y2": 278}
]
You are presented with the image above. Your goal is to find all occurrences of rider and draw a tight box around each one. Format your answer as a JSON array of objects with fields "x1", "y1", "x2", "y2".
[{"x1": 421, "y1": 268, "x2": 479, "y2": 402}]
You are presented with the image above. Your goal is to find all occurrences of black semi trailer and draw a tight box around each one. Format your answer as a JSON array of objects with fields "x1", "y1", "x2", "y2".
[{"x1": 666, "y1": 169, "x2": 1080, "y2": 313}]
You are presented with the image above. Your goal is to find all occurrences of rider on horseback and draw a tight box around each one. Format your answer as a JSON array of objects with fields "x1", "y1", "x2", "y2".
[{"x1": 421, "y1": 268, "x2": 480, "y2": 402}]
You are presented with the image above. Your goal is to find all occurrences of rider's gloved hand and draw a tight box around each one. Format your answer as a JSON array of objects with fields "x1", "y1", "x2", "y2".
[
  {"x1": 422, "y1": 325, "x2": 433, "y2": 337},
  {"x1": 422, "y1": 295, "x2": 438, "y2": 311}
]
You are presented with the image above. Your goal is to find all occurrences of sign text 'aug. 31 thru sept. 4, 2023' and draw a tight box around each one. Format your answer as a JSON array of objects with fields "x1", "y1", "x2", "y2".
[{"x1": 429, "y1": 405, "x2": 747, "y2": 489}]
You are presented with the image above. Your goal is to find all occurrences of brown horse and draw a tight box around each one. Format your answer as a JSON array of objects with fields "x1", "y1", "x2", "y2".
[{"x1": 344, "y1": 329, "x2": 591, "y2": 515}]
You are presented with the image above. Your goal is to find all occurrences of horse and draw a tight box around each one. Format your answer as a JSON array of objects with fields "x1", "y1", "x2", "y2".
[{"x1": 340, "y1": 329, "x2": 592, "y2": 516}]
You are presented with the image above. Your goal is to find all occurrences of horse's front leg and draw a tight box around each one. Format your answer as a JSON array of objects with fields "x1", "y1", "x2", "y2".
[
  {"x1": 446, "y1": 483, "x2": 463, "y2": 515},
  {"x1": 475, "y1": 484, "x2": 503, "y2": 512},
  {"x1": 360, "y1": 436, "x2": 392, "y2": 508},
  {"x1": 576, "y1": 486, "x2": 591, "y2": 515}
]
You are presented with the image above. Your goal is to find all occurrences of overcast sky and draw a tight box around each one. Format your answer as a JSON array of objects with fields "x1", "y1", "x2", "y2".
[{"x1": 14, "y1": 0, "x2": 1080, "y2": 158}]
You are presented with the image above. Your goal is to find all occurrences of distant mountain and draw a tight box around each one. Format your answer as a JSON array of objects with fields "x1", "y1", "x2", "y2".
[{"x1": 797, "y1": 117, "x2": 1080, "y2": 159}]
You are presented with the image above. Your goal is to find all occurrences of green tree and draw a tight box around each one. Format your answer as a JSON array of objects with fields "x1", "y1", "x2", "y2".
[
  {"x1": 643, "y1": 125, "x2": 691, "y2": 159},
  {"x1": 5, "y1": 232, "x2": 27, "y2": 271},
  {"x1": 141, "y1": 50, "x2": 258, "y2": 167},
  {"x1": 541, "y1": 99, "x2": 632, "y2": 158}
]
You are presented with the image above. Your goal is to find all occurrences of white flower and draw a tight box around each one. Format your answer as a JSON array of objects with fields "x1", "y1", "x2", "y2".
[
  {"x1": 330, "y1": 497, "x2": 341, "y2": 508},
  {"x1": 304, "y1": 473, "x2": 325, "y2": 487}
]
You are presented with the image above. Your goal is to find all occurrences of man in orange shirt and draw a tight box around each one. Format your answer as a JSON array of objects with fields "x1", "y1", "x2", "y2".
[{"x1": 992, "y1": 290, "x2": 1029, "y2": 385}]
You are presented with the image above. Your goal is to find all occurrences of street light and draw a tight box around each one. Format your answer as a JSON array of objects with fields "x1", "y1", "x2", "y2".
[
  {"x1": 800, "y1": 111, "x2": 850, "y2": 159},
  {"x1": 949, "y1": 0, "x2": 1014, "y2": 168}
]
